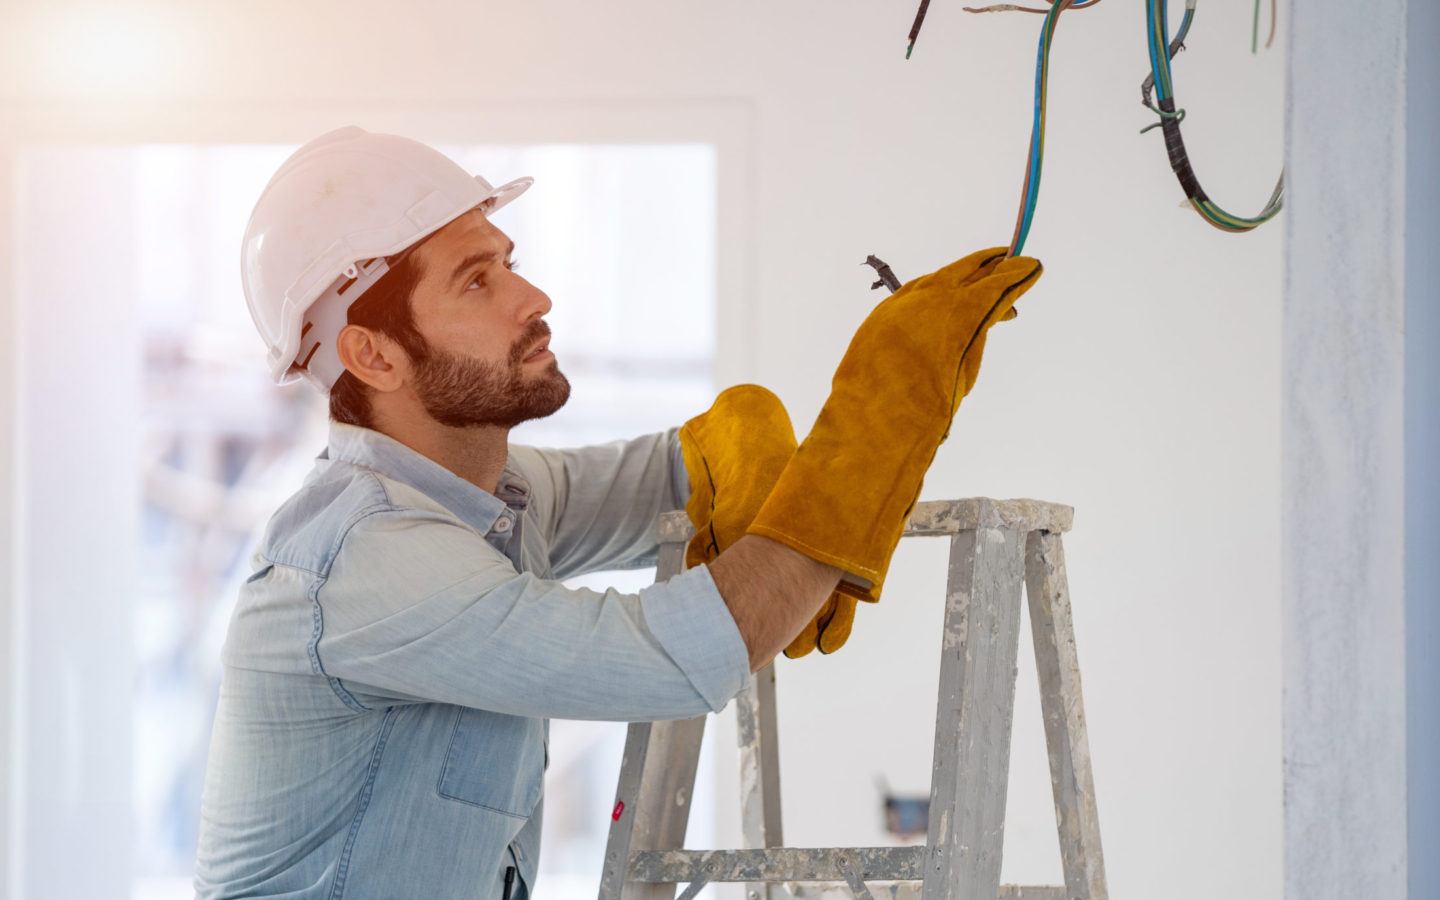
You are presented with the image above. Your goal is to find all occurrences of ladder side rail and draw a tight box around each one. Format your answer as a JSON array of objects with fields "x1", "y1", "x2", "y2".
[
  {"x1": 601, "y1": 540, "x2": 708, "y2": 900},
  {"x1": 736, "y1": 661, "x2": 785, "y2": 900},
  {"x1": 601, "y1": 721, "x2": 658, "y2": 900},
  {"x1": 1023, "y1": 531, "x2": 1109, "y2": 900},
  {"x1": 922, "y1": 527, "x2": 1028, "y2": 900},
  {"x1": 628, "y1": 716, "x2": 709, "y2": 899}
]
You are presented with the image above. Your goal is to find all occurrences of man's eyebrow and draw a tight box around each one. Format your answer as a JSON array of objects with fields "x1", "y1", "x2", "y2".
[{"x1": 448, "y1": 240, "x2": 516, "y2": 288}]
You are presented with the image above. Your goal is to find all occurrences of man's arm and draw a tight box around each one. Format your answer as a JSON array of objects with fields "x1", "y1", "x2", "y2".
[
  {"x1": 708, "y1": 536, "x2": 842, "y2": 672},
  {"x1": 509, "y1": 430, "x2": 684, "y2": 579},
  {"x1": 311, "y1": 507, "x2": 831, "y2": 722}
]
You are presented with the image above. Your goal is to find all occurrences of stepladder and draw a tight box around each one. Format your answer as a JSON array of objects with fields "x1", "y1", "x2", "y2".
[{"x1": 598, "y1": 497, "x2": 1108, "y2": 900}]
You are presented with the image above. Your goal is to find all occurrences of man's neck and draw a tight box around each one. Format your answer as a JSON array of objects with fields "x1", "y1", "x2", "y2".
[{"x1": 373, "y1": 406, "x2": 511, "y2": 495}]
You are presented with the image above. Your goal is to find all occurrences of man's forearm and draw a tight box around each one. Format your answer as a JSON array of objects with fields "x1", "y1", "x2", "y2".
[{"x1": 707, "y1": 534, "x2": 842, "y2": 672}]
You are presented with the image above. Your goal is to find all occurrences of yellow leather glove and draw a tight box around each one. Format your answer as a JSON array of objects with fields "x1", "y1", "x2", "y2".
[
  {"x1": 678, "y1": 385, "x2": 849, "y2": 660},
  {"x1": 780, "y1": 590, "x2": 858, "y2": 658},
  {"x1": 679, "y1": 385, "x2": 797, "y2": 571},
  {"x1": 747, "y1": 247, "x2": 1043, "y2": 612}
]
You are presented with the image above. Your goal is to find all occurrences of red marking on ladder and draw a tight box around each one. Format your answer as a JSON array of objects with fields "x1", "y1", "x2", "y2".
[{"x1": 612, "y1": 800, "x2": 625, "y2": 821}]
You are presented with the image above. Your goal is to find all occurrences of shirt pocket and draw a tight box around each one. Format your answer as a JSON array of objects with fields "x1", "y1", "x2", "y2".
[{"x1": 437, "y1": 706, "x2": 545, "y2": 818}]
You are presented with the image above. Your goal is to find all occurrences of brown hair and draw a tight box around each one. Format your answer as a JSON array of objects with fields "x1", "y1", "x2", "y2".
[{"x1": 328, "y1": 253, "x2": 429, "y2": 429}]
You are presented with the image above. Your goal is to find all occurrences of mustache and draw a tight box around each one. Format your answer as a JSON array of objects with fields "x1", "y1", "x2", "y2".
[{"x1": 509, "y1": 319, "x2": 552, "y2": 365}]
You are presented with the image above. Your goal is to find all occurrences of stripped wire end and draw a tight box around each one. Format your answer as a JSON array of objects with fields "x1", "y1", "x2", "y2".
[
  {"x1": 964, "y1": 4, "x2": 1050, "y2": 12},
  {"x1": 964, "y1": 0, "x2": 1103, "y2": 13},
  {"x1": 863, "y1": 255, "x2": 903, "y2": 293}
]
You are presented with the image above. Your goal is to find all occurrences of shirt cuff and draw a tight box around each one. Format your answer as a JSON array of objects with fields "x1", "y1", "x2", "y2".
[{"x1": 639, "y1": 564, "x2": 749, "y2": 713}]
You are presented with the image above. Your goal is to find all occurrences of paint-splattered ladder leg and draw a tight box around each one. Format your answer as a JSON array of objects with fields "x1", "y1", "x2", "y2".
[
  {"x1": 921, "y1": 527, "x2": 1028, "y2": 900},
  {"x1": 736, "y1": 662, "x2": 784, "y2": 900},
  {"x1": 1025, "y1": 531, "x2": 1109, "y2": 900}
]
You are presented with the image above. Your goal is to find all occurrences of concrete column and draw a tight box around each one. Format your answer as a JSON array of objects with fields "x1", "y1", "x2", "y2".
[{"x1": 1284, "y1": 0, "x2": 1439, "y2": 896}]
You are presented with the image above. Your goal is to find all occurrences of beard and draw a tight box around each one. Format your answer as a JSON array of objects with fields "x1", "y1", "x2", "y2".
[{"x1": 411, "y1": 319, "x2": 571, "y2": 429}]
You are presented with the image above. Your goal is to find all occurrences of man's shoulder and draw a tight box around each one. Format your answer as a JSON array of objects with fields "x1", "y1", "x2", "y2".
[
  {"x1": 503, "y1": 442, "x2": 556, "y2": 479},
  {"x1": 258, "y1": 460, "x2": 460, "y2": 576}
]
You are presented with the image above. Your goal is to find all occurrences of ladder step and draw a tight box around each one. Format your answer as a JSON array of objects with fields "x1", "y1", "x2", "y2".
[
  {"x1": 655, "y1": 497, "x2": 1074, "y2": 542},
  {"x1": 628, "y1": 847, "x2": 924, "y2": 883},
  {"x1": 783, "y1": 885, "x2": 1067, "y2": 900}
]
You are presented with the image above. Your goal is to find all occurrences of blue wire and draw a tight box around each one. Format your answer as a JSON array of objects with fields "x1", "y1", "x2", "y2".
[
  {"x1": 1146, "y1": 2, "x2": 1163, "y2": 98},
  {"x1": 1147, "y1": 1, "x2": 1194, "y2": 105},
  {"x1": 1013, "y1": 2, "x2": 1065, "y2": 255}
]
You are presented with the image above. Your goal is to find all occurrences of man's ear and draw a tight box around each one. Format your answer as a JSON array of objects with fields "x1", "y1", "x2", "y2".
[{"x1": 336, "y1": 324, "x2": 406, "y2": 393}]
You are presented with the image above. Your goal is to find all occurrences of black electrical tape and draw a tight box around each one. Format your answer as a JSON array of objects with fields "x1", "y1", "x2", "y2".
[{"x1": 1158, "y1": 98, "x2": 1208, "y2": 202}]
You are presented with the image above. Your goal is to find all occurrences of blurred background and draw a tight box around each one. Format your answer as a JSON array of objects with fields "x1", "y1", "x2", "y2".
[{"x1": 0, "y1": 1, "x2": 1293, "y2": 898}]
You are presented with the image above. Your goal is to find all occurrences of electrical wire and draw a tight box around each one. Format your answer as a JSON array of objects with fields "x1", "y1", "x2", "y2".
[
  {"x1": 906, "y1": 0, "x2": 933, "y2": 59},
  {"x1": 1253, "y1": 0, "x2": 1278, "y2": 53},
  {"x1": 962, "y1": 0, "x2": 1100, "y2": 14},
  {"x1": 905, "y1": 0, "x2": 1280, "y2": 254},
  {"x1": 1004, "y1": 0, "x2": 1071, "y2": 256},
  {"x1": 958, "y1": 0, "x2": 1103, "y2": 256},
  {"x1": 1143, "y1": 0, "x2": 1283, "y2": 232}
]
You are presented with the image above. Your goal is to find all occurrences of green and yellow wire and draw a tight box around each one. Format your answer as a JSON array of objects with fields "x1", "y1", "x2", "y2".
[{"x1": 1145, "y1": 0, "x2": 1283, "y2": 232}]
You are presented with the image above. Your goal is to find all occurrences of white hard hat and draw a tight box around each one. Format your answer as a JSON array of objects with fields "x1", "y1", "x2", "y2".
[{"x1": 240, "y1": 126, "x2": 532, "y2": 391}]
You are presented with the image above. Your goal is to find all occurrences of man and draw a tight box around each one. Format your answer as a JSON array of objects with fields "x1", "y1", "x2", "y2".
[{"x1": 195, "y1": 126, "x2": 1040, "y2": 898}]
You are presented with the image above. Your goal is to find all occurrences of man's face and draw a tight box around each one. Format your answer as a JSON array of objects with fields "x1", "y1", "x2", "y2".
[{"x1": 401, "y1": 210, "x2": 570, "y2": 428}]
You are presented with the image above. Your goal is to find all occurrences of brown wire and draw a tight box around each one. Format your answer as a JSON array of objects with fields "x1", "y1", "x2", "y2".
[
  {"x1": 963, "y1": 0, "x2": 1099, "y2": 14},
  {"x1": 1265, "y1": 0, "x2": 1277, "y2": 49}
]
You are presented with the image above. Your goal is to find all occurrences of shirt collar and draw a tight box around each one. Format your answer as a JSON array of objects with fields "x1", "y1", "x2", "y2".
[{"x1": 322, "y1": 421, "x2": 531, "y2": 536}]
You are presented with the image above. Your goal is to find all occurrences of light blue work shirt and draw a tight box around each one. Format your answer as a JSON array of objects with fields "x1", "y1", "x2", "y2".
[{"x1": 194, "y1": 422, "x2": 750, "y2": 899}]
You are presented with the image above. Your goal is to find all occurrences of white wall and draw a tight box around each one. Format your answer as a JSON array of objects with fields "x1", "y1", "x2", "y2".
[{"x1": 0, "y1": 3, "x2": 1287, "y2": 898}]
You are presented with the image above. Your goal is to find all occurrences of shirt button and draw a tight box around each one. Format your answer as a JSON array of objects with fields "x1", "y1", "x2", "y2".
[{"x1": 493, "y1": 516, "x2": 513, "y2": 534}]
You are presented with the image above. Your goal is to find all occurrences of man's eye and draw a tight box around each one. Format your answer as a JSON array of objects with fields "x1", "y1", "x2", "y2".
[{"x1": 466, "y1": 259, "x2": 519, "y2": 291}]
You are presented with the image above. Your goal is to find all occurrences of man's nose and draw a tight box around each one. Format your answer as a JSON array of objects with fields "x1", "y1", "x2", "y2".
[{"x1": 520, "y1": 279, "x2": 552, "y2": 322}]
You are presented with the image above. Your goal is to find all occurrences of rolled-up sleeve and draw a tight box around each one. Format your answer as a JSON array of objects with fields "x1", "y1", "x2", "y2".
[{"x1": 314, "y1": 508, "x2": 748, "y2": 721}]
